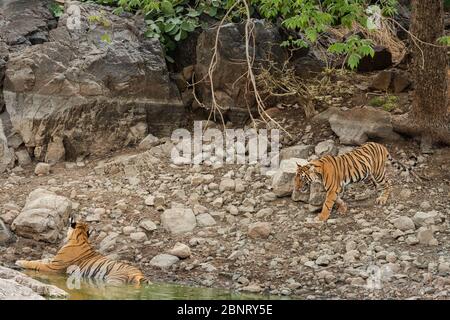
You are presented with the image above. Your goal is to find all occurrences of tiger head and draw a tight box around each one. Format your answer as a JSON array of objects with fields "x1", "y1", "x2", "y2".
[
  {"x1": 294, "y1": 163, "x2": 320, "y2": 192},
  {"x1": 66, "y1": 216, "x2": 92, "y2": 243}
]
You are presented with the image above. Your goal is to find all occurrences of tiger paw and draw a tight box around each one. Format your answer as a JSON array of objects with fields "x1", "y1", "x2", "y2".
[
  {"x1": 15, "y1": 260, "x2": 25, "y2": 268},
  {"x1": 375, "y1": 196, "x2": 387, "y2": 205},
  {"x1": 317, "y1": 212, "x2": 330, "y2": 222}
]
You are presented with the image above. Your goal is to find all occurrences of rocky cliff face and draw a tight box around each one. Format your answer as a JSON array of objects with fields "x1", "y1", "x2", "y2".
[{"x1": 0, "y1": 1, "x2": 185, "y2": 165}]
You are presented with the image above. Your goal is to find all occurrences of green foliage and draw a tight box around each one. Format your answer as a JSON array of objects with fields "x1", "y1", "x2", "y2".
[
  {"x1": 49, "y1": 2, "x2": 64, "y2": 18},
  {"x1": 328, "y1": 35, "x2": 375, "y2": 70},
  {"x1": 437, "y1": 35, "x2": 450, "y2": 46},
  {"x1": 85, "y1": 0, "x2": 398, "y2": 69},
  {"x1": 88, "y1": 11, "x2": 113, "y2": 44},
  {"x1": 369, "y1": 94, "x2": 398, "y2": 112}
]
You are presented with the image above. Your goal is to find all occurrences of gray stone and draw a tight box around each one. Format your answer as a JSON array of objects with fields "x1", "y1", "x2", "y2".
[
  {"x1": 15, "y1": 149, "x2": 32, "y2": 166},
  {"x1": 413, "y1": 211, "x2": 440, "y2": 228},
  {"x1": 417, "y1": 228, "x2": 437, "y2": 246},
  {"x1": 168, "y1": 242, "x2": 191, "y2": 259},
  {"x1": 0, "y1": 266, "x2": 67, "y2": 300},
  {"x1": 272, "y1": 158, "x2": 308, "y2": 197},
  {"x1": 139, "y1": 134, "x2": 160, "y2": 150},
  {"x1": 196, "y1": 213, "x2": 216, "y2": 227},
  {"x1": 248, "y1": 222, "x2": 271, "y2": 239},
  {"x1": 150, "y1": 254, "x2": 179, "y2": 269},
  {"x1": 161, "y1": 208, "x2": 197, "y2": 234},
  {"x1": 0, "y1": 219, "x2": 12, "y2": 244},
  {"x1": 0, "y1": 119, "x2": 14, "y2": 173},
  {"x1": 219, "y1": 178, "x2": 235, "y2": 192},
  {"x1": 393, "y1": 216, "x2": 415, "y2": 231},
  {"x1": 130, "y1": 232, "x2": 147, "y2": 242},
  {"x1": 11, "y1": 188, "x2": 72, "y2": 243},
  {"x1": 139, "y1": 219, "x2": 157, "y2": 231},
  {"x1": 316, "y1": 254, "x2": 331, "y2": 266},
  {"x1": 34, "y1": 163, "x2": 50, "y2": 176},
  {"x1": 315, "y1": 140, "x2": 337, "y2": 157},
  {"x1": 315, "y1": 106, "x2": 401, "y2": 145}
]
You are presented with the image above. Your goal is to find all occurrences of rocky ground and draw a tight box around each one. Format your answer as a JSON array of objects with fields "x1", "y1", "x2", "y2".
[{"x1": 0, "y1": 91, "x2": 449, "y2": 299}]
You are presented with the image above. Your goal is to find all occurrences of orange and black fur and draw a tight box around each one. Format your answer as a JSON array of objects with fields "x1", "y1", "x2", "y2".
[
  {"x1": 16, "y1": 218, "x2": 149, "y2": 286},
  {"x1": 294, "y1": 142, "x2": 394, "y2": 221}
]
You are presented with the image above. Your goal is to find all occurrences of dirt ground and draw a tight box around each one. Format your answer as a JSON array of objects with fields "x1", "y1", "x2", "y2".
[{"x1": 0, "y1": 71, "x2": 449, "y2": 299}]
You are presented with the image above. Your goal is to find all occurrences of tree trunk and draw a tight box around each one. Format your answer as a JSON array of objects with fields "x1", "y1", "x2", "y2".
[{"x1": 392, "y1": 0, "x2": 450, "y2": 149}]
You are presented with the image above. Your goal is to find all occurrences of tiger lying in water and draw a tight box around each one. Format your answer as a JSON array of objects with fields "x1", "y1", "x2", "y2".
[
  {"x1": 16, "y1": 218, "x2": 149, "y2": 286},
  {"x1": 294, "y1": 142, "x2": 405, "y2": 222}
]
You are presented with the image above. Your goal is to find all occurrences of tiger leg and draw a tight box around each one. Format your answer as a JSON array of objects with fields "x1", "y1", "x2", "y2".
[
  {"x1": 318, "y1": 189, "x2": 338, "y2": 221},
  {"x1": 15, "y1": 259, "x2": 64, "y2": 273},
  {"x1": 336, "y1": 196, "x2": 348, "y2": 214},
  {"x1": 371, "y1": 173, "x2": 391, "y2": 205}
]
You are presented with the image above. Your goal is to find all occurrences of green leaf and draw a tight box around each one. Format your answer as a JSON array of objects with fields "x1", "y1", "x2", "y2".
[
  {"x1": 347, "y1": 53, "x2": 361, "y2": 70},
  {"x1": 161, "y1": 1, "x2": 175, "y2": 16},
  {"x1": 438, "y1": 36, "x2": 450, "y2": 46},
  {"x1": 100, "y1": 33, "x2": 112, "y2": 44},
  {"x1": 180, "y1": 20, "x2": 196, "y2": 32}
]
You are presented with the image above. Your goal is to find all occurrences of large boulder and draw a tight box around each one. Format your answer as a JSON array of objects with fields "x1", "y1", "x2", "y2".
[
  {"x1": 11, "y1": 188, "x2": 72, "y2": 243},
  {"x1": 161, "y1": 207, "x2": 197, "y2": 234},
  {"x1": 195, "y1": 20, "x2": 287, "y2": 124},
  {"x1": 0, "y1": 0, "x2": 57, "y2": 113},
  {"x1": 0, "y1": 118, "x2": 15, "y2": 172},
  {"x1": 0, "y1": 265, "x2": 67, "y2": 300},
  {"x1": 3, "y1": 1, "x2": 184, "y2": 162},
  {"x1": 314, "y1": 106, "x2": 402, "y2": 145}
]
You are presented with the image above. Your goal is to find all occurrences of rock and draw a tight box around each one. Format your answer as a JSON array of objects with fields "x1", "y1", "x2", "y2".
[
  {"x1": 272, "y1": 158, "x2": 308, "y2": 197},
  {"x1": 417, "y1": 228, "x2": 437, "y2": 246},
  {"x1": 405, "y1": 235, "x2": 419, "y2": 245},
  {"x1": 241, "y1": 284, "x2": 262, "y2": 293},
  {"x1": 438, "y1": 262, "x2": 450, "y2": 275},
  {"x1": 315, "y1": 139, "x2": 337, "y2": 157},
  {"x1": 150, "y1": 254, "x2": 179, "y2": 269},
  {"x1": 392, "y1": 71, "x2": 411, "y2": 93},
  {"x1": 161, "y1": 208, "x2": 197, "y2": 234},
  {"x1": 130, "y1": 232, "x2": 147, "y2": 242},
  {"x1": 393, "y1": 216, "x2": 415, "y2": 231},
  {"x1": 0, "y1": 119, "x2": 15, "y2": 173},
  {"x1": 99, "y1": 232, "x2": 119, "y2": 253},
  {"x1": 196, "y1": 213, "x2": 216, "y2": 227},
  {"x1": 316, "y1": 254, "x2": 331, "y2": 266},
  {"x1": 0, "y1": 219, "x2": 12, "y2": 244},
  {"x1": 280, "y1": 145, "x2": 313, "y2": 161},
  {"x1": 309, "y1": 182, "x2": 326, "y2": 206},
  {"x1": 122, "y1": 226, "x2": 136, "y2": 235},
  {"x1": 4, "y1": 2, "x2": 184, "y2": 162},
  {"x1": 413, "y1": 211, "x2": 440, "y2": 228},
  {"x1": 34, "y1": 163, "x2": 50, "y2": 176},
  {"x1": 139, "y1": 134, "x2": 160, "y2": 150},
  {"x1": 219, "y1": 178, "x2": 235, "y2": 192},
  {"x1": 370, "y1": 71, "x2": 392, "y2": 91},
  {"x1": 195, "y1": 20, "x2": 286, "y2": 124},
  {"x1": 139, "y1": 219, "x2": 157, "y2": 231},
  {"x1": 45, "y1": 137, "x2": 65, "y2": 164},
  {"x1": 15, "y1": 149, "x2": 32, "y2": 166},
  {"x1": 168, "y1": 242, "x2": 191, "y2": 259},
  {"x1": 400, "y1": 189, "x2": 412, "y2": 199},
  {"x1": 316, "y1": 106, "x2": 401, "y2": 145},
  {"x1": 0, "y1": 266, "x2": 67, "y2": 300},
  {"x1": 248, "y1": 222, "x2": 271, "y2": 239},
  {"x1": 11, "y1": 188, "x2": 72, "y2": 243},
  {"x1": 357, "y1": 46, "x2": 392, "y2": 72}
]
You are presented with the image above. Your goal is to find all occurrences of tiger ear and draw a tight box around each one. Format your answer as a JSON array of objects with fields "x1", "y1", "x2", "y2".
[{"x1": 69, "y1": 216, "x2": 76, "y2": 229}]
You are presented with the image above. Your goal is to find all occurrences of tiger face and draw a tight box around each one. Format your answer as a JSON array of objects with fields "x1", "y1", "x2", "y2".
[
  {"x1": 294, "y1": 164, "x2": 319, "y2": 192},
  {"x1": 66, "y1": 217, "x2": 91, "y2": 242}
]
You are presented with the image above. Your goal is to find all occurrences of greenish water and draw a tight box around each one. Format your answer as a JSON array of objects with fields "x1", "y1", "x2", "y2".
[{"x1": 26, "y1": 272, "x2": 286, "y2": 300}]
